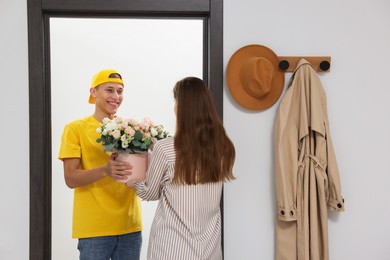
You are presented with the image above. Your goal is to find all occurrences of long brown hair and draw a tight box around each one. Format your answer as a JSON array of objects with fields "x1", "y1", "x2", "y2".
[{"x1": 173, "y1": 77, "x2": 235, "y2": 185}]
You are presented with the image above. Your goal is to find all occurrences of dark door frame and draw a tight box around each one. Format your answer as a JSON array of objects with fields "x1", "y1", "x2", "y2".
[{"x1": 27, "y1": 0, "x2": 223, "y2": 259}]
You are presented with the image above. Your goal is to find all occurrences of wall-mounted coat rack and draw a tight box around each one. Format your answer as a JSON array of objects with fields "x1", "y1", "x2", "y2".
[
  {"x1": 278, "y1": 56, "x2": 331, "y2": 72},
  {"x1": 226, "y1": 44, "x2": 332, "y2": 110}
]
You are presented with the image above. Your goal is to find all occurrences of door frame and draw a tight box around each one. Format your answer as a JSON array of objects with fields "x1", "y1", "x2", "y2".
[{"x1": 27, "y1": 0, "x2": 223, "y2": 259}]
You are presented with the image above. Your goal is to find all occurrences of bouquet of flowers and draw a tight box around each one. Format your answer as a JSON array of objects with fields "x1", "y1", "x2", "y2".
[{"x1": 96, "y1": 117, "x2": 170, "y2": 154}]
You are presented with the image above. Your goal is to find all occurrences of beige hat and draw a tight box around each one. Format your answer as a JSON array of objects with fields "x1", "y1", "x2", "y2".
[{"x1": 226, "y1": 44, "x2": 285, "y2": 110}]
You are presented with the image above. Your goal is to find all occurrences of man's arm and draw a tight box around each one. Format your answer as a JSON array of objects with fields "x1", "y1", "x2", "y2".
[{"x1": 63, "y1": 155, "x2": 132, "y2": 188}]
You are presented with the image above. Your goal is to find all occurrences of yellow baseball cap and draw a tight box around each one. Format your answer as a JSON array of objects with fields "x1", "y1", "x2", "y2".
[{"x1": 89, "y1": 69, "x2": 124, "y2": 104}]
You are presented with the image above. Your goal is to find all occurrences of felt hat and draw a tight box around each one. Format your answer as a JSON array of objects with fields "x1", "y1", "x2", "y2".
[
  {"x1": 89, "y1": 69, "x2": 124, "y2": 104},
  {"x1": 226, "y1": 44, "x2": 285, "y2": 110}
]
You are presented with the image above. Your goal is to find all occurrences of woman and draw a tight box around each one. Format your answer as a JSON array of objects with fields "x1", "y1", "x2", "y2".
[{"x1": 127, "y1": 77, "x2": 235, "y2": 260}]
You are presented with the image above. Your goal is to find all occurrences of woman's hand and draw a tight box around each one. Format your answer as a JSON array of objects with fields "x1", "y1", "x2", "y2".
[{"x1": 125, "y1": 179, "x2": 141, "y2": 188}]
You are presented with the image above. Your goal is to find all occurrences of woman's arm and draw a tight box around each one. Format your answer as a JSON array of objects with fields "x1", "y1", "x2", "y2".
[{"x1": 127, "y1": 141, "x2": 169, "y2": 201}]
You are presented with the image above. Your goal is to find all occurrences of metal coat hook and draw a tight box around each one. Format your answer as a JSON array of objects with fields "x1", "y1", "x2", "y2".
[{"x1": 278, "y1": 56, "x2": 331, "y2": 72}]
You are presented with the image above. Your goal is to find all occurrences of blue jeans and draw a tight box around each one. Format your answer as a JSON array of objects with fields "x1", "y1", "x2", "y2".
[{"x1": 77, "y1": 232, "x2": 142, "y2": 260}]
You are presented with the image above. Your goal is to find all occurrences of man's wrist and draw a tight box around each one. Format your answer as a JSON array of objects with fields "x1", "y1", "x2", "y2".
[{"x1": 101, "y1": 165, "x2": 109, "y2": 177}]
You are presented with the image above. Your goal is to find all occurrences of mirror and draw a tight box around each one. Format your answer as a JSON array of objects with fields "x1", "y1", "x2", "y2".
[{"x1": 50, "y1": 17, "x2": 203, "y2": 259}]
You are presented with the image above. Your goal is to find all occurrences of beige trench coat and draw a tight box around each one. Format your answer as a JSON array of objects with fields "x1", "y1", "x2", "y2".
[{"x1": 274, "y1": 59, "x2": 344, "y2": 260}]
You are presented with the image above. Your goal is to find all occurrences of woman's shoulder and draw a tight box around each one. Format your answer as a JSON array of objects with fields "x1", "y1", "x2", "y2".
[
  {"x1": 154, "y1": 136, "x2": 174, "y2": 150},
  {"x1": 151, "y1": 137, "x2": 175, "y2": 162}
]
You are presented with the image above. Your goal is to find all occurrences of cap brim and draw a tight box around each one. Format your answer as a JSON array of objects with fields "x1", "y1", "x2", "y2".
[{"x1": 88, "y1": 95, "x2": 95, "y2": 104}]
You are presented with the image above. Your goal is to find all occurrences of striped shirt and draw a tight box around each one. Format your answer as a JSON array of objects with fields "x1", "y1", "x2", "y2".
[{"x1": 134, "y1": 137, "x2": 223, "y2": 260}]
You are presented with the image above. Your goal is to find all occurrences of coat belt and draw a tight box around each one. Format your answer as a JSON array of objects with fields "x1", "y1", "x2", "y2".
[{"x1": 298, "y1": 154, "x2": 325, "y2": 172}]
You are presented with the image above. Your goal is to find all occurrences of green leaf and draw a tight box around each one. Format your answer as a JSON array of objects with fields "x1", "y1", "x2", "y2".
[
  {"x1": 104, "y1": 143, "x2": 115, "y2": 153},
  {"x1": 140, "y1": 143, "x2": 147, "y2": 150},
  {"x1": 132, "y1": 140, "x2": 141, "y2": 147},
  {"x1": 96, "y1": 138, "x2": 102, "y2": 143},
  {"x1": 134, "y1": 131, "x2": 143, "y2": 141}
]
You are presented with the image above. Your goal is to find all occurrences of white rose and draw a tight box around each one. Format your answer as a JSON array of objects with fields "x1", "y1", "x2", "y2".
[
  {"x1": 102, "y1": 117, "x2": 110, "y2": 124},
  {"x1": 106, "y1": 122, "x2": 117, "y2": 131},
  {"x1": 151, "y1": 128, "x2": 158, "y2": 137},
  {"x1": 122, "y1": 141, "x2": 129, "y2": 148}
]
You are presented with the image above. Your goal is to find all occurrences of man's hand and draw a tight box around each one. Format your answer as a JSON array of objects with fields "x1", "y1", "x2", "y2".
[{"x1": 106, "y1": 153, "x2": 133, "y2": 181}]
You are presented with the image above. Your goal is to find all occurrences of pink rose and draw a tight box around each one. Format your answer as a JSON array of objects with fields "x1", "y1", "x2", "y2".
[
  {"x1": 129, "y1": 119, "x2": 137, "y2": 125},
  {"x1": 125, "y1": 127, "x2": 135, "y2": 136},
  {"x1": 121, "y1": 120, "x2": 129, "y2": 128},
  {"x1": 112, "y1": 129, "x2": 121, "y2": 139},
  {"x1": 139, "y1": 123, "x2": 147, "y2": 130}
]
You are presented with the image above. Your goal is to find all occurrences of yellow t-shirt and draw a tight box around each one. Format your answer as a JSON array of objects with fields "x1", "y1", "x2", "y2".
[{"x1": 58, "y1": 115, "x2": 142, "y2": 238}]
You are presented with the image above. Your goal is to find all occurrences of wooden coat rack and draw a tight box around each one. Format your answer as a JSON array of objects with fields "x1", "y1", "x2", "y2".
[{"x1": 278, "y1": 56, "x2": 331, "y2": 72}]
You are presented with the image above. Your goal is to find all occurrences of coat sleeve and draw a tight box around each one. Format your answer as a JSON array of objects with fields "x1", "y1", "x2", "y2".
[
  {"x1": 274, "y1": 101, "x2": 298, "y2": 221},
  {"x1": 324, "y1": 111, "x2": 345, "y2": 212}
]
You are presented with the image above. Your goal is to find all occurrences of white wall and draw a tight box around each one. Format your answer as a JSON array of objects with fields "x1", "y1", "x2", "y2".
[
  {"x1": 0, "y1": 0, "x2": 29, "y2": 259},
  {"x1": 223, "y1": 0, "x2": 390, "y2": 259},
  {"x1": 2, "y1": 0, "x2": 390, "y2": 259}
]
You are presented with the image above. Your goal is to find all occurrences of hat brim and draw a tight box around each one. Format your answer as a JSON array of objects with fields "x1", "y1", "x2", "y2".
[{"x1": 226, "y1": 44, "x2": 285, "y2": 110}]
